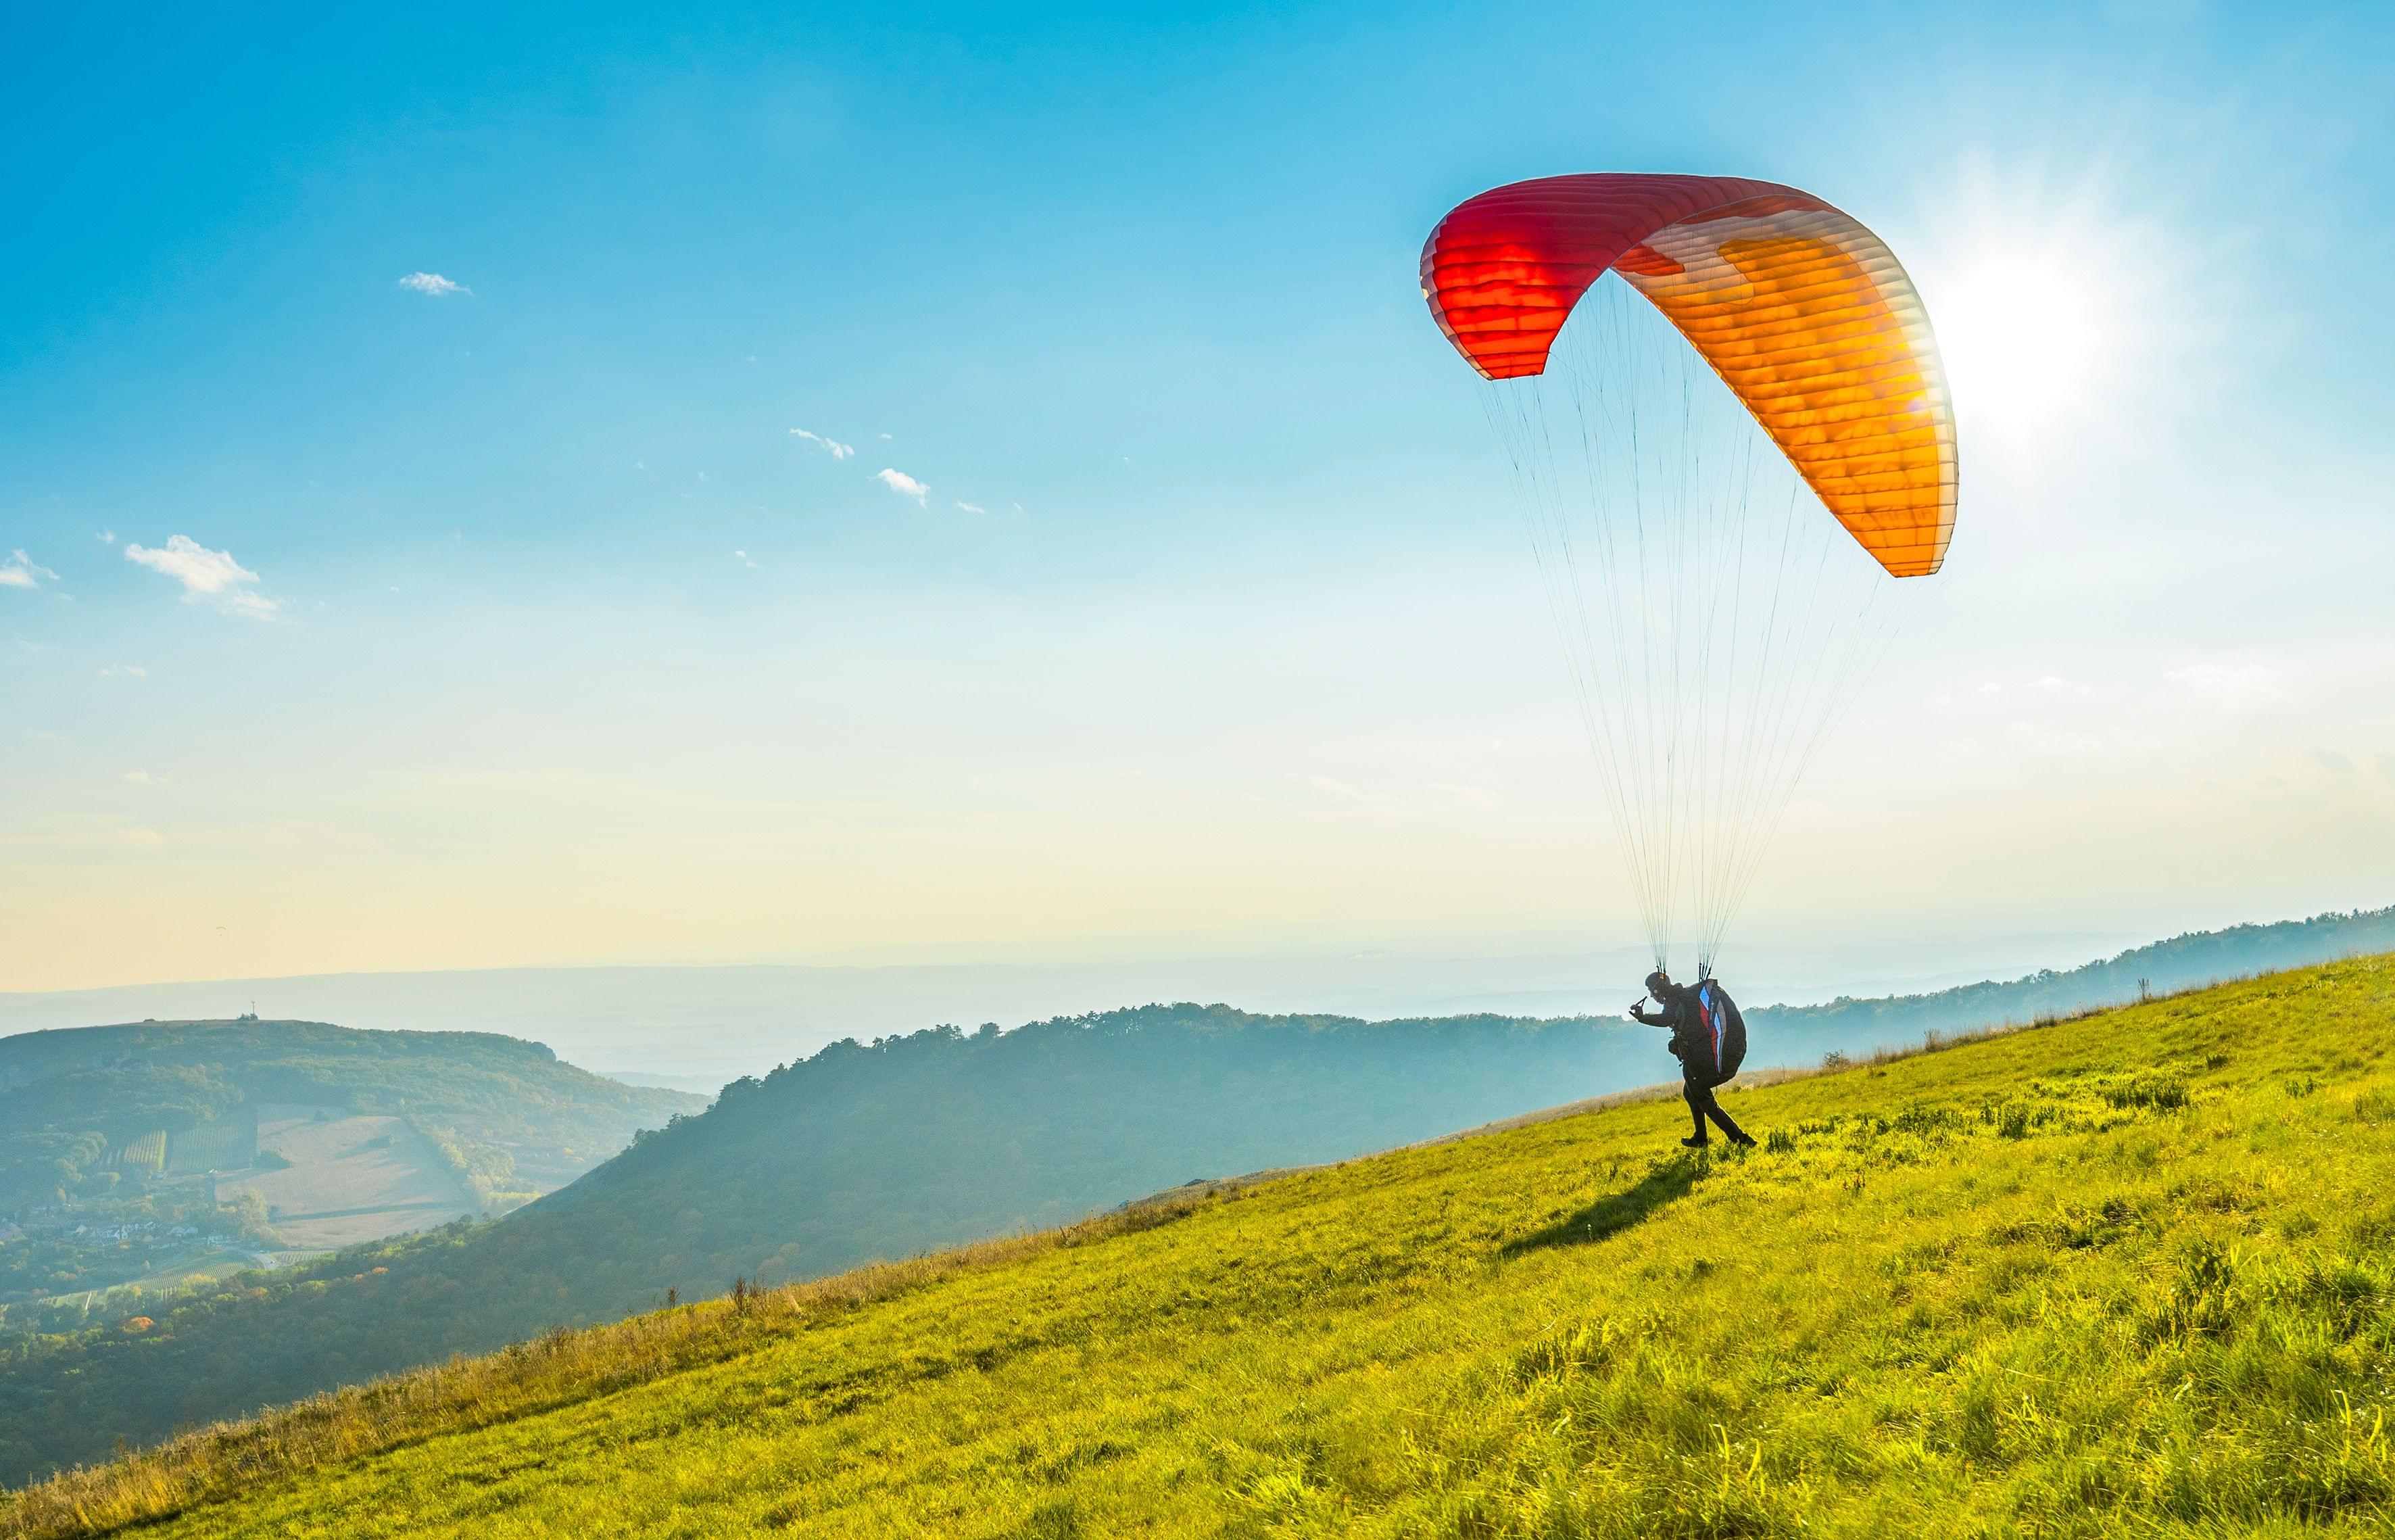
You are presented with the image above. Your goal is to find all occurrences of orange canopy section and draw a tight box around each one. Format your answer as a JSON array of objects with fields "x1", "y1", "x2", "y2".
[{"x1": 1422, "y1": 174, "x2": 1957, "y2": 577}]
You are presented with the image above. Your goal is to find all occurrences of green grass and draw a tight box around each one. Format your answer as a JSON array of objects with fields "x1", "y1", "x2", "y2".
[{"x1": 9, "y1": 959, "x2": 2394, "y2": 1538}]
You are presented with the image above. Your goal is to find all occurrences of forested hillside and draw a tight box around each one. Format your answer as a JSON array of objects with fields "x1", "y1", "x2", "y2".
[{"x1": 7, "y1": 959, "x2": 2389, "y2": 1537}]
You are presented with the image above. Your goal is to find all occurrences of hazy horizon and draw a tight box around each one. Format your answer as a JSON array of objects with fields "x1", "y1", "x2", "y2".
[{"x1": 0, "y1": 915, "x2": 2272, "y2": 1084}]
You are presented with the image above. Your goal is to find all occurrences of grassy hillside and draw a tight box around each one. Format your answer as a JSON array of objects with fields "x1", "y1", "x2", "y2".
[
  {"x1": 8, "y1": 958, "x2": 2390, "y2": 1537},
  {"x1": 522, "y1": 1005, "x2": 1645, "y2": 1293},
  {"x1": 0, "y1": 1020, "x2": 700, "y2": 1333},
  {"x1": 0, "y1": 1006, "x2": 1643, "y2": 1480}
]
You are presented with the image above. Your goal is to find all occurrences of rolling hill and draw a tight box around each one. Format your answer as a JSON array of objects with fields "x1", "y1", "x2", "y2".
[
  {"x1": 0, "y1": 1019, "x2": 702, "y2": 1334},
  {"x1": 6, "y1": 957, "x2": 2388, "y2": 1536},
  {"x1": 0, "y1": 1006, "x2": 1644, "y2": 1479}
]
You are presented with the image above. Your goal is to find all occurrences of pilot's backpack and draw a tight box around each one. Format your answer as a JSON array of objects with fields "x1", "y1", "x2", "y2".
[{"x1": 1693, "y1": 980, "x2": 1747, "y2": 1083}]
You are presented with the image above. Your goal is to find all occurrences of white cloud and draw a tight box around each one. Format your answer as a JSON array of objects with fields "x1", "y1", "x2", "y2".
[
  {"x1": 877, "y1": 433, "x2": 892, "y2": 440},
  {"x1": 790, "y1": 429, "x2": 855, "y2": 460},
  {"x1": 123, "y1": 770, "x2": 156, "y2": 784},
  {"x1": 734, "y1": 550, "x2": 759, "y2": 570},
  {"x1": 97, "y1": 529, "x2": 116, "y2": 545},
  {"x1": 397, "y1": 272, "x2": 469, "y2": 297},
  {"x1": 955, "y1": 501, "x2": 988, "y2": 515},
  {"x1": 222, "y1": 589, "x2": 283, "y2": 619},
  {"x1": 124, "y1": 535, "x2": 281, "y2": 617},
  {"x1": 98, "y1": 663, "x2": 146, "y2": 677},
  {"x1": 2164, "y1": 658, "x2": 2287, "y2": 707},
  {"x1": 875, "y1": 468, "x2": 929, "y2": 506},
  {"x1": 2026, "y1": 675, "x2": 2092, "y2": 697},
  {"x1": 125, "y1": 535, "x2": 253, "y2": 595},
  {"x1": 1, "y1": 550, "x2": 59, "y2": 589}
]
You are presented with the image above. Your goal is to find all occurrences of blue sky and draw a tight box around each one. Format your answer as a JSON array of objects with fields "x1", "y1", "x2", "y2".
[{"x1": 5, "y1": 1, "x2": 2394, "y2": 992}]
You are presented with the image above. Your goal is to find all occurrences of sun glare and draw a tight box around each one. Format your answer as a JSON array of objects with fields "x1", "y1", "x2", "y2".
[{"x1": 1929, "y1": 251, "x2": 2108, "y2": 435}]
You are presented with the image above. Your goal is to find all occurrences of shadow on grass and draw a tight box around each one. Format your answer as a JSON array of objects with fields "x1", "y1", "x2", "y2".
[{"x1": 1504, "y1": 1155, "x2": 1703, "y2": 1255}]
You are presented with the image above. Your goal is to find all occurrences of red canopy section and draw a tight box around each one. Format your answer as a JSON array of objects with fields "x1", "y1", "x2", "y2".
[{"x1": 1420, "y1": 174, "x2": 1805, "y2": 380}]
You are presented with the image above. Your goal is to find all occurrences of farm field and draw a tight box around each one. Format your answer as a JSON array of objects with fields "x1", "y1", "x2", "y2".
[
  {"x1": 8, "y1": 956, "x2": 2391, "y2": 1538},
  {"x1": 214, "y1": 1107, "x2": 475, "y2": 1252}
]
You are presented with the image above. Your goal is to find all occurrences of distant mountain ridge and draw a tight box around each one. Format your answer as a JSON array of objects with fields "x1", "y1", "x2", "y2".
[
  {"x1": 1747, "y1": 905, "x2": 2395, "y2": 1063},
  {"x1": 0, "y1": 930, "x2": 2150, "y2": 1085}
]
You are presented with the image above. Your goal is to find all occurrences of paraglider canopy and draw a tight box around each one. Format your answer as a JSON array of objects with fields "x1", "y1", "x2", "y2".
[
  {"x1": 1420, "y1": 172, "x2": 1959, "y2": 976},
  {"x1": 1422, "y1": 174, "x2": 1957, "y2": 578}
]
